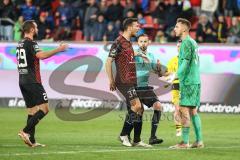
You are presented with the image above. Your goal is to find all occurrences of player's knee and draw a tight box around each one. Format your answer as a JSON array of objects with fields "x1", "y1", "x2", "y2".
[
  {"x1": 180, "y1": 107, "x2": 190, "y2": 127},
  {"x1": 190, "y1": 108, "x2": 198, "y2": 116},
  {"x1": 43, "y1": 106, "x2": 49, "y2": 114},
  {"x1": 27, "y1": 109, "x2": 34, "y2": 115},
  {"x1": 43, "y1": 108, "x2": 49, "y2": 114},
  {"x1": 174, "y1": 105, "x2": 180, "y2": 111},
  {"x1": 174, "y1": 113, "x2": 181, "y2": 124},
  {"x1": 130, "y1": 99, "x2": 142, "y2": 113},
  {"x1": 27, "y1": 106, "x2": 38, "y2": 115},
  {"x1": 39, "y1": 103, "x2": 49, "y2": 114},
  {"x1": 153, "y1": 102, "x2": 162, "y2": 111},
  {"x1": 181, "y1": 114, "x2": 190, "y2": 127},
  {"x1": 174, "y1": 110, "x2": 180, "y2": 118},
  {"x1": 182, "y1": 119, "x2": 191, "y2": 127}
]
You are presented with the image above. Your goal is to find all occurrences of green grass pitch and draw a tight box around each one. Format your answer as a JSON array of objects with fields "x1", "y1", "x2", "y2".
[{"x1": 0, "y1": 107, "x2": 240, "y2": 160}]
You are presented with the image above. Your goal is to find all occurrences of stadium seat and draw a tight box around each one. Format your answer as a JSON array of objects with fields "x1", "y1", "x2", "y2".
[
  {"x1": 191, "y1": 16, "x2": 199, "y2": 30},
  {"x1": 226, "y1": 16, "x2": 232, "y2": 28},
  {"x1": 144, "y1": 15, "x2": 153, "y2": 24},
  {"x1": 149, "y1": 0, "x2": 157, "y2": 12},
  {"x1": 190, "y1": 31, "x2": 197, "y2": 40},
  {"x1": 120, "y1": 0, "x2": 126, "y2": 7},
  {"x1": 137, "y1": 0, "x2": 142, "y2": 5},
  {"x1": 142, "y1": 16, "x2": 154, "y2": 28},
  {"x1": 72, "y1": 30, "x2": 83, "y2": 41},
  {"x1": 51, "y1": 0, "x2": 60, "y2": 12},
  {"x1": 106, "y1": 0, "x2": 112, "y2": 6}
]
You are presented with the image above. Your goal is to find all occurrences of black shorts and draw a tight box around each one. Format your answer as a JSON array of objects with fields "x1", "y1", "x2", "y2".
[
  {"x1": 136, "y1": 86, "x2": 159, "y2": 108},
  {"x1": 19, "y1": 83, "x2": 48, "y2": 108},
  {"x1": 117, "y1": 84, "x2": 138, "y2": 110},
  {"x1": 172, "y1": 83, "x2": 179, "y2": 90}
]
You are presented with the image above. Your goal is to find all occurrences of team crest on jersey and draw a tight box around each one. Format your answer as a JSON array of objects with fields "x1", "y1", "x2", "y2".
[
  {"x1": 110, "y1": 49, "x2": 117, "y2": 56},
  {"x1": 34, "y1": 45, "x2": 40, "y2": 51}
]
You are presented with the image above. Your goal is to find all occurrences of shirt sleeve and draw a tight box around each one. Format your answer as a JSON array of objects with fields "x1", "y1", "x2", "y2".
[
  {"x1": 181, "y1": 40, "x2": 192, "y2": 60},
  {"x1": 177, "y1": 59, "x2": 189, "y2": 80},
  {"x1": 177, "y1": 41, "x2": 192, "y2": 80},
  {"x1": 108, "y1": 41, "x2": 121, "y2": 59},
  {"x1": 32, "y1": 41, "x2": 42, "y2": 54}
]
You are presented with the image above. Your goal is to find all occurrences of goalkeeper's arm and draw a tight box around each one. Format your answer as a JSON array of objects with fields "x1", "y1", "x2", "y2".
[{"x1": 176, "y1": 58, "x2": 189, "y2": 81}]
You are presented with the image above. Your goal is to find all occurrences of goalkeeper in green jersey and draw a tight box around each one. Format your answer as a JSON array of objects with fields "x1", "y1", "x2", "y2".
[{"x1": 169, "y1": 18, "x2": 203, "y2": 149}]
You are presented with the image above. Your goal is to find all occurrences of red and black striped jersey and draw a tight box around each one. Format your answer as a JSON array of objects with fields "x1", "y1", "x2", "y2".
[
  {"x1": 16, "y1": 38, "x2": 42, "y2": 84},
  {"x1": 108, "y1": 35, "x2": 136, "y2": 85}
]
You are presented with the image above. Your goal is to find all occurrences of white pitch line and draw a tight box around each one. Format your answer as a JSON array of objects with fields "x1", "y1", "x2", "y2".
[
  {"x1": 0, "y1": 146, "x2": 240, "y2": 157},
  {"x1": 0, "y1": 144, "x2": 23, "y2": 147}
]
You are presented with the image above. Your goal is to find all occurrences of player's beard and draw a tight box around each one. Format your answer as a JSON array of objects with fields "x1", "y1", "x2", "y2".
[
  {"x1": 33, "y1": 32, "x2": 38, "y2": 40},
  {"x1": 140, "y1": 46, "x2": 147, "y2": 51},
  {"x1": 132, "y1": 30, "x2": 138, "y2": 37}
]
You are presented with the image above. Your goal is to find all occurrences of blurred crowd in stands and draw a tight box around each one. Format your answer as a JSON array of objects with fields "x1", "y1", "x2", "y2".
[{"x1": 1, "y1": 0, "x2": 240, "y2": 43}]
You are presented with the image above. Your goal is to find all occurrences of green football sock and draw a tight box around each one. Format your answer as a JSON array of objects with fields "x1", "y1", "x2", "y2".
[
  {"x1": 182, "y1": 127, "x2": 190, "y2": 144},
  {"x1": 192, "y1": 114, "x2": 203, "y2": 142}
]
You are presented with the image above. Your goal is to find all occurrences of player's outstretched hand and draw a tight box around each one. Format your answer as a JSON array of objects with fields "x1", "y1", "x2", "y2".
[
  {"x1": 110, "y1": 81, "x2": 116, "y2": 91},
  {"x1": 58, "y1": 42, "x2": 69, "y2": 52}
]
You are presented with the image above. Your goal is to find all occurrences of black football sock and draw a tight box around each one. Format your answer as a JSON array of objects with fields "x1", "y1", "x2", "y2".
[
  {"x1": 128, "y1": 123, "x2": 134, "y2": 138},
  {"x1": 133, "y1": 114, "x2": 142, "y2": 143},
  {"x1": 151, "y1": 110, "x2": 161, "y2": 138},
  {"x1": 23, "y1": 110, "x2": 46, "y2": 134},
  {"x1": 126, "y1": 110, "x2": 134, "y2": 138},
  {"x1": 27, "y1": 115, "x2": 36, "y2": 144},
  {"x1": 120, "y1": 112, "x2": 133, "y2": 136}
]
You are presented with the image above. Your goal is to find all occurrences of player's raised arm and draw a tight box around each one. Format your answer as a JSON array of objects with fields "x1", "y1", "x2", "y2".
[{"x1": 36, "y1": 42, "x2": 68, "y2": 60}]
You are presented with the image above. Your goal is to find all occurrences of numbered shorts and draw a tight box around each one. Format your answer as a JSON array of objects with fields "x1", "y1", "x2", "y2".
[
  {"x1": 136, "y1": 86, "x2": 160, "y2": 108},
  {"x1": 19, "y1": 83, "x2": 48, "y2": 108},
  {"x1": 179, "y1": 84, "x2": 201, "y2": 107},
  {"x1": 117, "y1": 84, "x2": 138, "y2": 110}
]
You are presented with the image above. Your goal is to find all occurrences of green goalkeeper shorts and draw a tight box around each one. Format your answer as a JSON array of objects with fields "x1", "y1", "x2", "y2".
[{"x1": 179, "y1": 84, "x2": 201, "y2": 107}]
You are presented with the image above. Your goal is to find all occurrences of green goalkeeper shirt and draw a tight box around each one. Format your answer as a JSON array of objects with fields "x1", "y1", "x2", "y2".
[{"x1": 177, "y1": 35, "x2": 201, "y2": 85}]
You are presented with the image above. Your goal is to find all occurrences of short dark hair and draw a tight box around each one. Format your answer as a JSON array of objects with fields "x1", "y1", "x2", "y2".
[
  {"x1": 177, "y1": 18, "x2": 191, "y2": 29},
  {"x1": 137, "y1": 34, "x2": 149, "y2": 41},
  {"x1": 122, "y1": 18, "x2": 138, "y2": 31},
  {"x1": 22, "y1": 20, "x2": 36, "y2": 34}
]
